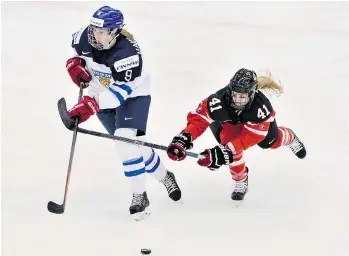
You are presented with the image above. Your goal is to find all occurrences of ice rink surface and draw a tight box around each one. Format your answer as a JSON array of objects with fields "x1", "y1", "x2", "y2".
[{"x1": 2, "y1": 2, "x2": 349, "y2": 256}]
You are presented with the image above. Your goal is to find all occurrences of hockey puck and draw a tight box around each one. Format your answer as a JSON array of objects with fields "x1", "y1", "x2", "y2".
[{"x1": 141, "y1": 248, "x2": 151, "y2": 255}]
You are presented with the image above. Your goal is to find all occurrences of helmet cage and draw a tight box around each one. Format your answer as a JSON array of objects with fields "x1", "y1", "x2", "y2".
[
  {"x1": 87, "y1": 25, "x2": 122, "y2": 50},
  {"x1": 226, "y1": 69, "x2": 258, "y2": 110}
]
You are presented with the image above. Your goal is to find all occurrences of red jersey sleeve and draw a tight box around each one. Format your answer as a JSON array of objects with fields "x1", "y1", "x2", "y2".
[{"x1": 182, "y1": 98, "x2": 214, "y2": 141}]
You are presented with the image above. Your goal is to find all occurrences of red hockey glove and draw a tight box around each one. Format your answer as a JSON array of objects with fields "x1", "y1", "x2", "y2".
[
  {"x1": 197, "y1": 144, "x2": 234, "y2": 170},
  {"x1": 167, "y1": 132, "x2": 193, "y2": 161},
  {"x1": 66, "y1": 57, "x2": 91, "y2": 88},
  {"x1": 68, "y1": 96, "x2": 99, "y2": 124}
]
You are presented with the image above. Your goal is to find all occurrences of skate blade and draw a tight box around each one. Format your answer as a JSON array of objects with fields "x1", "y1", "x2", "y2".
[
  {"x1": 174, "y1": 199, "x2": 183, "y2": 204},
  {"x1": 232, "y1": 200, "x2": 244, "y2": 208},
  {"x1": 131, "y1": 209, "x2": 151, "y2": 221}
]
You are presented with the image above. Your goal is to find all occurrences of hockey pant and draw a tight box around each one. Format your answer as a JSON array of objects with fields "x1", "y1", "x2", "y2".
[{"x1": 210, "y1": 120, "x2": 295, "y2": 181}]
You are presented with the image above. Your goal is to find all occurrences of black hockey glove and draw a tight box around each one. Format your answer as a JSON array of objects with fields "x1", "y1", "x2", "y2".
[
  {"x1": 197, "y1": 144, "x2": 234, "y2": 170},
  {"x1": 167, "y1": 132, "x2": 193, "y2": 161}
]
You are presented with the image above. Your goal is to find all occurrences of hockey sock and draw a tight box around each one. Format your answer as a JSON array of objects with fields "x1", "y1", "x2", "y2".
[
  {"x1": 123, "y1": 156, "x2": 146, "y2": 194},
  {"x1": 229, "y1": 151, "x2": 247, "y2": 181},
  {"x1": 271, "y1": 126, "x2": 295, "y2": 149},
  {"x1": 144, "y1": 148, "x2": 167, "y2": 181}
]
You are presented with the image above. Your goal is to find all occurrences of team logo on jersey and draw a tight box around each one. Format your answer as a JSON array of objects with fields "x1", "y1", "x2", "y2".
[{"x1": 91, "y1": 69, "x2": 112, "y2": 88}]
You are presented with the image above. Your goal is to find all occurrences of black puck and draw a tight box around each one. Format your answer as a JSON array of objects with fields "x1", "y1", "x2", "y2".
[{"x1": 141, "y1": 248, "x2": 151, "y2": 255}]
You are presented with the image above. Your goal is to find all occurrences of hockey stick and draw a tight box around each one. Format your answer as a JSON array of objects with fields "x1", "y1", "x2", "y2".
[
  {"x1": 57, "y1": 97, "x2": 201, "y2": 159},
  {"x1": 47, "y1": 86, "x2": 84, "y2": 214}
]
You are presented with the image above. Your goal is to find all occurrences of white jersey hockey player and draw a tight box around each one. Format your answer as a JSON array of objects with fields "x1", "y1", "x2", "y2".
[{"x1": 65, "y1": 5, "x2": 181, "y2": 220}]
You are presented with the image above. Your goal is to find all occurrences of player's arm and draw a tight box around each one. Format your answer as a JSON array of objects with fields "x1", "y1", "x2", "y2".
[
  {"x1": 64, "y1": 28, "x2": 98, "y2": 126},
  {"x1": 226, "y1": 110, "x2": 276, "y2": 153},
  {"x1": 167, "y1": 98, "x2": 214, "y2": 161},
  {"x1": 107, "y1": 54, "x2": 142, "y2": 107},
  {"x1": 66, "y1": 28, "x2": 91, "y2": 88},
  {"x1": 182, "y1": 98, "x2": 214, "y2": 141}
]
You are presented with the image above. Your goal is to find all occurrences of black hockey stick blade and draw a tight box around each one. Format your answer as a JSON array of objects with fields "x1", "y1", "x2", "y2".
[
  {"x1": 47, "y1": 201, "x2": 65, "y2": 214},
  {"x1": 57, "y1": 98, "x2": 76, "y2": 131}
]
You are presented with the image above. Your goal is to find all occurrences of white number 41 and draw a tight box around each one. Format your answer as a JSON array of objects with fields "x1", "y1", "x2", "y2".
[
  {"x1": 209, "y1": 98, "x2": 222, "y2": 112},
  {"x1": 257, "y1": 104, "x2": 270, "y2": 119}
]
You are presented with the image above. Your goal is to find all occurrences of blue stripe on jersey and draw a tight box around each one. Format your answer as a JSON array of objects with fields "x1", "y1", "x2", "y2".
[
  {"x1": 146, "y1": 156, "x2": 160, "y2": 173},
  {"x1": 123, "y1": 157, "x2": 143, "y2": 166},
  {"x1": 116, "y1": 84, "x2": 133, "y2": 95},
  {"x1": 124, "y1": 168, "x2": 146, "y2": 177},
  {"x1": 109, "y1": 87, "x2": 125, "y2": 104}
]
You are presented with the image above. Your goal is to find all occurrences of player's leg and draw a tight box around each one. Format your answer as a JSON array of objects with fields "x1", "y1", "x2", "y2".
[
  {"x1": 114, "y1": 128, "x2": 149, "y2": 220},
  {"x1": 258, "y1": 120, "x2": 306, "y2": 159},
  {"x1": 97, "y1": 106, "x2": 148, "y2": 220},
  {"x1": 116, "y1": 96, "x2": 182, "y2": 203},
  {"x1": 210, "y1": 122, "x2": 248, "y2": 201},
  {"x1": 132, "y1": 96, "x2": 181, "y2": 201},
  {"x1": 141, "y1": 147, "x2": 182, "y2": 201},
  {"x1": 96, "y1": 108, "x2": 117, "y2": 135},
  {"x1": 228, "y1": 151, "x2": 249, "y2": 201}
]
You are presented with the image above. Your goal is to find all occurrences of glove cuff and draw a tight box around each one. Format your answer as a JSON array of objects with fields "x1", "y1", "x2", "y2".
[
  {"x1": 180, "y1": 131, "x2": 193, "y2": 149},
  {"x1": 66, "y1": 57, "x2": 86, "y2": 69},
  {"x1": 181, "y1": 131, "x2": 192, "y2": 142},
  {"x1": 82, "y1": 96, "x2": 100, "y2": 114}
]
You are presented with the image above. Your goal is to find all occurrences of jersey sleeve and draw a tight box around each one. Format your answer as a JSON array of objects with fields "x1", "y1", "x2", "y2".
[
  {"x1": 108, "y1": 40, "x2": 143, "y2": 107},
  {"x1": 183, "y1": 98, "x2": 215, "y2": 141},
  {"x1": 225, "y1": 110, "x2": 276, "y2": 153},
  {"x1": 70, "y1": 27, "x2": 86, "y2": 56},
  {"x1": 106, "y1": 54, "x2": 142, "y2": 106},
  {"x1": 112, "y1": 54, "x2": 142, "y2": 84}
]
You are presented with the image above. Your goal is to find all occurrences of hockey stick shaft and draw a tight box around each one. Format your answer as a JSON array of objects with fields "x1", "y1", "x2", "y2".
[
  {"x1": 75, "y1": 127, "x2": 201, "y2": 158},
  {"x1": 57, "y1": 97, "x2": 202, "y2": 159},
  {"x1": 60, "y1": 86, "x2": 84, "y2": 209}
]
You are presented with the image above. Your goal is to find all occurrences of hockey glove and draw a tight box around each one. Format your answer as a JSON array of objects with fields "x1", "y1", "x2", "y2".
[
  {"x1": 167, "y1": 131, "x2": 193, "y2": 161},
  {"x1": 197, "y1": 144, "x2": 234, "y2": 170},
  {"x1": 68, "y1": 96, "x2": 99, "y2": 128},
  {"x1": 66, "y1": 57, "x2": 92, "y2": 88}
]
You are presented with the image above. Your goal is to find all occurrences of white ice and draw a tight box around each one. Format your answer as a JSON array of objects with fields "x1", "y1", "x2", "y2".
[{"x1": 2, "y1": 2, "x2": 349, "y2": 256}]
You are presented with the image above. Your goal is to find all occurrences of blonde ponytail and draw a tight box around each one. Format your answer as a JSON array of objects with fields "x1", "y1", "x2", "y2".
[
  {"x1": 120, "y1": 28, "x2": 135, "y2": 41},
  {"x1": 256, "y1": 69, "x2": 284, "y2": 96}
]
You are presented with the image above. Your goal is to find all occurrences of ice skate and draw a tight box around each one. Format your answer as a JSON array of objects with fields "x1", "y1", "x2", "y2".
[
  {"x1": 129, "y1": 191, "x2": 150, "y2": 221},
  {"x1": 160, "y1": 171, "x2": 182, "y2": 202},
  {"x1": 231, "y1": 175, "x2": 248, "y2": 207},
  {"x1": 288, "y1": 129, "x2": 306, "y2": 159}
]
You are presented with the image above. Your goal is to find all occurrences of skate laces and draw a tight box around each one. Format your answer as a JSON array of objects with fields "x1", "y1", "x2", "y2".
[
  {"x1": 161, "y1": 174, "x2": 178, "y2": 194},
  {"x1": 131, "y1": 193, "x2": 144, "y2": 206},
  {"x1": 234, "y1": 180, "x2": 248, "y2": 193},
  {"x1": 289, "y1": 136, "x2": 303, "y2": 154}
]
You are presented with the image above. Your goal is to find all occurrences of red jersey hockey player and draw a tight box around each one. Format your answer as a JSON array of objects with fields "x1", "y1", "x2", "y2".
[{"x1": 167, "y1": 68, "x2": 306, "y2": 201}]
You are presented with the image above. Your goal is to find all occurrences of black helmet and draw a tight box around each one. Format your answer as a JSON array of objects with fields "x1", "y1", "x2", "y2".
[{"x1": 226, "y1": 68, "x2": 258, "y2": 110}]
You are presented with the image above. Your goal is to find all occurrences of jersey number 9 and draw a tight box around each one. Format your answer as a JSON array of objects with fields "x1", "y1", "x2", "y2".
[{"x1": 125, "y1": 70, "x2": 132, "y2": 82}]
